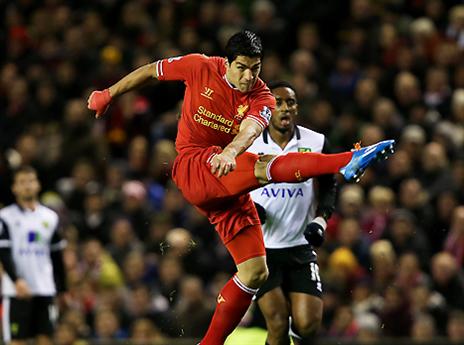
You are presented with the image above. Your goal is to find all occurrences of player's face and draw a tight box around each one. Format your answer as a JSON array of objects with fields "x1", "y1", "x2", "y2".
[
  {"x1": 270, "y1": 87, "x2": 298, "y2": 133},
  {"x1": 226, "y1": 56, "x2": 261, "y2": 93},
  {"x1": 12, "y1": 172, "x2": 40, "y2": 201}
]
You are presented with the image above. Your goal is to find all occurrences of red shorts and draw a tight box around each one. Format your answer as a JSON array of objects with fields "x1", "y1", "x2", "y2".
[
  {"x1": 172, "y1": 146, "x2": 262, "y2": 244},
  {"x1": 225, "y1": 224, "x2": 265, "y2": 265}
]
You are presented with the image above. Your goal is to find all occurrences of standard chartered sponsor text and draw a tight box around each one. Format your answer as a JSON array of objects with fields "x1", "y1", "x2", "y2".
[{"x1": 194, "y1": 105, "x2": 233, "y2": 133}]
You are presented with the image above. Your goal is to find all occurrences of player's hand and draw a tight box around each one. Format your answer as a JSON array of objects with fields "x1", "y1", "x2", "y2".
[
  {"x1": 304, "y1": 216, "x2": 327, "y2": 247},
  {"x1": 210, "y1": 150, "x2": 236, "y2": 177},
  {"x1": 15, "y1": 278, "x2": 32, "y2": 299},
  {"x1": 87, "y1": 89, "x2": 112, "y2": 118}
]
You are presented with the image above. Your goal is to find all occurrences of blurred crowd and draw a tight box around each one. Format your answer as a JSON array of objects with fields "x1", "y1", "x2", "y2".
[{"x1": 1, "y1": 0, "x2": 464, "y2": 343}]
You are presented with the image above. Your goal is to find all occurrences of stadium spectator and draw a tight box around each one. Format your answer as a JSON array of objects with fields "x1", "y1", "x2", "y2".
[
  {"x1": 54, "y1": 322, "x2": 87, "y2": 345},
  {"x1": 380, "y1": 285, "x2": 413, "y2": 337},
  {"x1": 411, "y1": 313, "x2": 438, "y2": 341},
  {"x1": 174, "y1": 275, "x2": 214, "y2": 338},
  {"x1": 80, "y1": 238, "x2": 124, "y2": 290},
  {"x1": 92, "y1": 307, "x2": 127, "y2": 341},
  {"x1": 369, "y1": 240, "x2": 396, "y2": 294},
  {"x1": 356, "y1": 313, "x2": 381, "y2": 343},
  {"x1": 447, "y1": 310, "x2": 464, "y2": 343},
  {"x1": 130, "y1": 318, "x2": 166, "y2": 344},
  {"x1": 385, "y1": 209, "x2": 431, "y2": 269},
  {"x1": 431, "y1": 252, "x2": 464, "y2": 310},
  {"x1": 444, "y1": 205, "x2": 464, "y2": 265},
  {"x1": 107, "y1": 217, "x2": 142, "y2": 268},
  {"x1": 335, "y1": 218, "x2": 370, "y2": 269}
]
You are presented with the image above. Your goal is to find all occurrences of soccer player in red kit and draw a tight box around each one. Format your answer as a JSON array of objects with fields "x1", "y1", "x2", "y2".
[{"x1": 88, "y1": 31, "x2": 394, "y2": 345}]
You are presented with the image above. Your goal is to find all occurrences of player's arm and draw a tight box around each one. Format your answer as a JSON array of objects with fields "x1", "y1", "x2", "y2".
[
  {"x1": 211, "y1": 118, "x2": 263, "y2": 177},
  {"x1": 87, "y1": 62, "x2": 158, "y2": 118},
  {"x1": 305, "y1": 138, "x2": 337, "y2": 247},
  {"x1": 88, "y1": 54, "x2": 200, "y2": 118},
  {"x1": 50, "y1": 227, "x2": 67, "y2": 294},
  {"x1": 225, "y1": 118, "x2": 264, "y2": 157},
  {"x1": 0, "y1": 218, "x2": 31, "y2": 298},
  {"x1": 315, "y1": 138, "x2": 337, "y2": 219},
  {"x1": 109, "y1": 63, "x2": 158, "y2": 98},
  {"x1": 0, "y1": 219, "x2": 18, "y2": 282}
]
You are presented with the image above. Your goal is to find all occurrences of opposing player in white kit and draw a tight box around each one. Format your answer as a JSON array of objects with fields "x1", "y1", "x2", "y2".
[
  {"x1": 0, "y1": 166, "x2": 67, "y2": 345},
  {"x1": 248, "y1": 81, "x2": 335, "y2": 345}
]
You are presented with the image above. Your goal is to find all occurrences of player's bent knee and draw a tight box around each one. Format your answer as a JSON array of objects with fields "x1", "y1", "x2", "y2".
[
  {"x1": 237, "y1": 259, "x2": 269, "y2": 288},
  {"x1": 246, "y1": 265, "x2": 269, "y2": 287}
]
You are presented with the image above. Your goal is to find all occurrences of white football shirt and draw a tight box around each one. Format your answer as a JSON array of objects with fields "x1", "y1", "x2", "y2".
[
  {"x1": 0, "y1": 204, "x2": 65, "y2": 296},
  {"x1": 248, "y1": 126, "x2": 325, "y2": 248}
]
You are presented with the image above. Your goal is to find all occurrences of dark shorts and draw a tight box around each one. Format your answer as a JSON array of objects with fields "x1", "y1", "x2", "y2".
[
  {"x1": 255, "y1": 245, "x2": 323, "y2": 299},
  {"x1": 2, "y1": 296, "x2": 56, "y2": 341}
]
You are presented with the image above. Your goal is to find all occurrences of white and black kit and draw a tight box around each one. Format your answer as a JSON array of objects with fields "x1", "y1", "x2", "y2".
[
  {"x1": 0, "y1": 204, "x2": 66, "y2": 342},
  {"x1": 248, "y1": 126, "x2": 336, "y2": 299}
]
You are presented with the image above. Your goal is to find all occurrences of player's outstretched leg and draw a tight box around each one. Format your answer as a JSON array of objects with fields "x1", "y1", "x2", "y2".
[
  {"x1": 219, "y1": 139, "x2": 396, "y2": 196},
  {"x1": 265, "y1": 139, "x2": 395, "y2": 183}
]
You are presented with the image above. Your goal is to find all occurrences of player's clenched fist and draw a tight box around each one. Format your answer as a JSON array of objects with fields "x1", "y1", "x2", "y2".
[{"x1": 87, "y1": 89, "x2": 112, "y2": 118}]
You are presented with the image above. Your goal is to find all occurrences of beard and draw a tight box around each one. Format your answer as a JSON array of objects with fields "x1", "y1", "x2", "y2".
[{"x1": 20, "y1": 194, "x2": 36, "y2": 202}]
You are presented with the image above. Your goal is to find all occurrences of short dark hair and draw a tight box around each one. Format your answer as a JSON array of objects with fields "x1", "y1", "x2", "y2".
[
  {"x1": 13, "y1": 165, "x2": 37, "y2": 178},
  {"x1": 225, "y1": 30, "x2": 263, "y2": 63},
  {"x1": 267, "y1": 80, "x2": 296, "y2": 93},
  {"x1": 12, "y1": 166, "x2": 38, "y2": 185}
]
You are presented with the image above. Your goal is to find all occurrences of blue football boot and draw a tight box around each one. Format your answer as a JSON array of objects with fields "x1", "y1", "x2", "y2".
[{"x1": 339, "y1": 140, "x2": 395, "y2": 182}]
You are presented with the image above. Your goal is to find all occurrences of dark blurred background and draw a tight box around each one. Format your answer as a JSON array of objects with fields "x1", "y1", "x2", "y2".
[{"x1": 1, "y1": 0, "x2": 464, "y2": 344}]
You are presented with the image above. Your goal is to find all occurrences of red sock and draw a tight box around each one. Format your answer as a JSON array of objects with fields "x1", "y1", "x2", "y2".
[
  {"x1": 200, "y1": 275, "x2": 257, "y2": 345},
  {"x1": 268, "y1": 152, "x2": 352, "y2": 182}
]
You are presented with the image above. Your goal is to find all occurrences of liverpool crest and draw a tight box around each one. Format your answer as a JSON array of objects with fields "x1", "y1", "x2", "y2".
[{"x1": 234, "y1": 104, "x2": 249, "y2": 120}]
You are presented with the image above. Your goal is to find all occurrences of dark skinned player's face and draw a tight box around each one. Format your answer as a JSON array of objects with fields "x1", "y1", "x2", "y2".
[
  {"x1": 226, "y1": 56, "x2": 262, "y2": 93},
  {"x1": 270, "y1": 86, "x2": 298, "y2": 133}
]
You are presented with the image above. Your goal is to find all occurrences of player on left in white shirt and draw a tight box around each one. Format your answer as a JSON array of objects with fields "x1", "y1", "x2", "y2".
[{"x1": 0, "y1": 166, "x2": 67, "y2": 345}]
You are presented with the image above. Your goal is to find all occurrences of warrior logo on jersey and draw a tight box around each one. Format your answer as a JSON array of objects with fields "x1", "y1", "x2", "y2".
[
  {"x1": 234, "y1": 104, "x2": 249, "y2": 120},
  {"x1": 201, "y1": 86, "x2": 214, "y2": 100},
  {"x1": 298, "y1": 147, "x2": 312, "y2": 152}
]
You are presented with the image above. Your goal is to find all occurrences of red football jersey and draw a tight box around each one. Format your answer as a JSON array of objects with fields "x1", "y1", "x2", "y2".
[{"x1": 155, "y1": 54, "x2": 276, "y2": 153}]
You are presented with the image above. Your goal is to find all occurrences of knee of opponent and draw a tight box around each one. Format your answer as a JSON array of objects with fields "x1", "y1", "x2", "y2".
[{"x1": 292, "y1": 313, "x2": 322, "y2": 338}]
